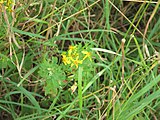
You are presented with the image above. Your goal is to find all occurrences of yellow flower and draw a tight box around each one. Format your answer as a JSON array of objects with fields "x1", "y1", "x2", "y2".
[
  {"x1": 82, "y1": 51, "x2": 92, "y2": 61},
  {"x1": 69, "y1": 45, "x2": 77, "y2": 51},
  {"x1": 68, "y1": 45, "x2": 77, "y2": 57},
  {"x1": 0, "y1": 0, "x2": 4, "y2": 4},
  {"x1": 62, "y1": 54, "x2": 71, "y2": 65},
  {"x1": 71, "y1": 56, "x2": 83, "y2": 68},
  {"x1": 0, "y1": 0, "x2": 13, "y2": 12}
]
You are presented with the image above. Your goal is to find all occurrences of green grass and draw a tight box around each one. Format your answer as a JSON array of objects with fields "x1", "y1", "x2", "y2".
[{"x1": 0, "y1": 0, "x2": 160, "y2": 120}]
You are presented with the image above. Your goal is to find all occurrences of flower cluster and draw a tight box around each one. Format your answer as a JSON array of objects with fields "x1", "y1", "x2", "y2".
[
  {"x1": 61, "y1": 45, "x2": 92, "y2": 69},
  {"x1": 0, "y1": 0, "x2": 13, "y2": 12}
]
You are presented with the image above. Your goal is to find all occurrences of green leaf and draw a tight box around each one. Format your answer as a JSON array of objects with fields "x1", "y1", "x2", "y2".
[
  {"x1": 38, "y1": 57, "x2": 66, "y2": 96},
  {"x1": 12, "y1": 27, "x2": 45, "y2": 39}
]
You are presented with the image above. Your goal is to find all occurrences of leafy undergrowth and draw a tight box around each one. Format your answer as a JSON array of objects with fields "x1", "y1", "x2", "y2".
[{"x1": 0, "y1": 0, "x2": 160, "y2": 120}]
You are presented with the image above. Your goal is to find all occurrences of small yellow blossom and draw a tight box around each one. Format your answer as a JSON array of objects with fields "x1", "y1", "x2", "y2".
[
  {"x1": 62, "y1": 54, "x2": 71, "y2": 65},
  {"x1": 69, "y1": 52, "x2": 79, "y2": 60},
  {"x1": 0, "y1": 0, "x2": 13, "y2": 12},
  {"x1": 68, "y1": 45, "x2": 77, "y2": 57},
  {"x1": 69, "y1": 45, "x2": 77, "y2": 51},
  {"x1": 62, "y1": 45, "x2": 92, "y2": 68},
  {"x1": 82, "y1": 51, "x2": 92, "y2": 61},
  {"x1": 71, "y1": 56, "x2": 83, "y2": 68},
  {"x1": 0, "y1": 0, "x2": 4, "y2": 4}
]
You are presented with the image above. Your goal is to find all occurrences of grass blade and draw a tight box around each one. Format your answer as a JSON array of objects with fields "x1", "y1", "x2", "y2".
[{"x1": 78, "y1": 66, "x2": 83, "y2": 115}]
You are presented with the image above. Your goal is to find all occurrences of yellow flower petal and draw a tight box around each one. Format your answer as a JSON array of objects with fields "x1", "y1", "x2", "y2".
[
  {"x1": 69, "y1": 45, "x2": 76, "y2": 51},
  {"x1": 62, "y1": 54, "x2": 71, "y2": 65},
  {"x1": 71, "y1": 56, "x2": 83, "y2": 68},
  {"x1": 82, "y1": 51, "x2": 92, "y2": 61}
]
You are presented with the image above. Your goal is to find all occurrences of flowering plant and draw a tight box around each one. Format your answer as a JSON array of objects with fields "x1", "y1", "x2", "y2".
[
  {"x1": 0, "y1": 0, "x2": 13, "y2": 12},
  {"x1": 62, "y1": 44, "x2": 92, "y2": 69},
  {"x1": 39, "y1": 44, "x2": 94, "y2": 96}
]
